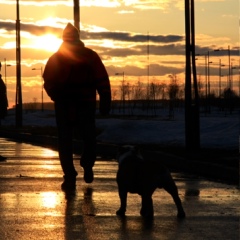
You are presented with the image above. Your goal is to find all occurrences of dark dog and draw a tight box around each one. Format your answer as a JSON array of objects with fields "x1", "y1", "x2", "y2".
[{"x1": 116, "y1": 145, "x2": 185, "y2": 219}]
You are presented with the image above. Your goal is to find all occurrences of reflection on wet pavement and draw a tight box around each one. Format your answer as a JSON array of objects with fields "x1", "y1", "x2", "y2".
[
  {"x1": 0, "y1": 139, "x2": 59, "y2": 159},
  {"x1": 0, "y1": 138, "x2": 239, "y2": 240}
]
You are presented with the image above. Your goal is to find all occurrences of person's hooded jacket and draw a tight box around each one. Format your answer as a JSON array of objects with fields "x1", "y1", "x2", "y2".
[{"x1": 43, "y1": 23, "x2": 111, "y2": 115}]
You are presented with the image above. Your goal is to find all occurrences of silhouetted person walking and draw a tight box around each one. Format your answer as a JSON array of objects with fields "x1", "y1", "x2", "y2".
[
  {"x1": 0, "y1": 62, "x2": 8, "y2": 161},
  {"x1": 43, "y1": 23, "x2": 111, "y2": 191}
]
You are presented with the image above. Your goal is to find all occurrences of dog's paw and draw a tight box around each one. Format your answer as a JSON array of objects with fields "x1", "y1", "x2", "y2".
[
  {"x1": 141, "y1": 213, "x2": 154, "y2": 219},
  {"x1": 116, "y1": 209, "x2": 126, "y2": 217},
  {"x1": 177, "y1": 211, "x2": 186, "y2": 219},
  {"x1": 140, "y1": 209, "x2": 154, "y2": 219}
]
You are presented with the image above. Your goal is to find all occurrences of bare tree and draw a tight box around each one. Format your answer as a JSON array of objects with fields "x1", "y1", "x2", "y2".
[
  {"x1": 133, "y1": 80, "x2": 144, "y2": 100},
  {"x1": 167, "y1": 74, "x2": 180, "y2": 119}
]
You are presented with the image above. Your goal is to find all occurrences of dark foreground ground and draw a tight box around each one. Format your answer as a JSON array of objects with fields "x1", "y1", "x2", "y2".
[{"x1": 0, "y1": 138, "x2": 239, "y2": 240}]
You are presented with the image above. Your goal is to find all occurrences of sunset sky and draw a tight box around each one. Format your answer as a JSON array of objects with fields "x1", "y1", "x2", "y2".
[{"x1": 0, "y1": 0, "x2": 239, "y2": 107}]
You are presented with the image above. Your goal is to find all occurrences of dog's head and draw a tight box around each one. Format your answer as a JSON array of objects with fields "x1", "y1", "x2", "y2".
[{"x1": 116, "y1": 145, "x2": 143, "y2": 166}]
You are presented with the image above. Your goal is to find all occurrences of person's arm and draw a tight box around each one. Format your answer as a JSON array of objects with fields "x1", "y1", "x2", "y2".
[
  {"x1": 93, "y1": 52, "x2": 111, "y2": 115},
  {"x1": 43, "y1": 54, "x2": 71, "y2": 101}
]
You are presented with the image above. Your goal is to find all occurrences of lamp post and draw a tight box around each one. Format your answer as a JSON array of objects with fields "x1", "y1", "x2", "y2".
[
  {"x1": 16, "y1": 0, "x2": 22, "y2": 127},
  {"x1": 115, "y1": 72, "x2": 125, "y2": 113},
  {"x1": 32, "y1": 67, "x2": 43, "y2": 112},
  {"x1": 218, "y1": 59, "x2": 225, "y2": 97},
  {"x1": 4, "y1": 58, "x2": 11, "y2": 96},
  {"x1": 208, "y1": 62, "x2": 213, "y2": 113},
  {"x1": 184, "y1": 0, "x2": 200, "y2": 150},
  {"x1": 231, "y1": 64, "x2": 239, "y2": 94},
  {"x1": 238, "y1": 59, "x2": 240, "y2": 97},
  {"x1": 227, "y1": 45, "x2": 231, "y2": 89},
  {"x1": 73, "y1": 0, "x2": 80, "y2": 31},
  {"x1": 207, "y1": 52, "x2": 211, "y2": 97},
  {"x1": 195, "y1": 53, "x2": 208, "y2": 113},
  {"x1": 214, "y1": 46, "x2": 231, "y2": 89}
]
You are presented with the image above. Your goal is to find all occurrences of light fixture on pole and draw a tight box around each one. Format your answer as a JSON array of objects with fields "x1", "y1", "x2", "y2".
[
  {"x1": 115, "y1": 72, "x2": 124, "y2": 80},
  {"x1": 32, "y1": 67, "x2": 44, "y2": 112}
]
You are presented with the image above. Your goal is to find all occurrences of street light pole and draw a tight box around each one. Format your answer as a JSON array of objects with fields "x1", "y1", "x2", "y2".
[
  {"x1": 184, "y1": 0, "x2": 200, "y2": 151},
  {"x1": 228, "y1": 45, "x2": 231, "y2": 89},
  {"x1": 4, "y1": 58, "x2": 7, "y2": 87},
  {"x1": 207, "y1": 52, "x2": 213, "y2": 113},
  {"x1": 231, "y1": 65, "x2": 239, "y2": 93},
  {"x1": 4, "y1": 58, "x2": 11, "y2": 97},
  {"x1": 238, "y1": 59, "x2": 240, "y2": 97},
  {"x1": 73, "y1": 0, "x2": 80, "y2": 31},
  {"x1": 115, "y1": 72, "x2": 125, "y2": 113},
  {"x1": 214, "y1": 47, "x2": 231, "y2": 89},
  {"x1": 218, "y1": 59, "x2": 225, "y2": 97},
  {"x1": 16, "y1": 0, "x2": 22, "y2": 127},
  {"x1": 32, "y1": 67, "x2": 43, "y2": 112}
]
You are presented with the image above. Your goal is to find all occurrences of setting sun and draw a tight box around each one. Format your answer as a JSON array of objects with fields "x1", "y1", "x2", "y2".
[{"x1": 32, "y1": 33, "x2": 62, "y2": 52}]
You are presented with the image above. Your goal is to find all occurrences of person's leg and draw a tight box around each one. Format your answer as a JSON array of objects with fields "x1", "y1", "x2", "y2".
[
  {"x1": 80, "y1": 116, "x2": 96, "y2": 183},
  {"x1": 57, "y1": 124, "x2": 77, "y2": 177},
  {"x1": 55, "y1": 102, "x2": 77, "y2": 189}
]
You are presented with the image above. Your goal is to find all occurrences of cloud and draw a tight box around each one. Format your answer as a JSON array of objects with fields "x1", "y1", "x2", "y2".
[
  {"x1": 95, "y1": 43, "x2": 185, "y2": 58},
  {"x1": 0, "y1": 0, "x2": 182, "y2": 11},
  {"x1": 0, "y1": 18, "x2": 238, "y2": 85},
  {"x1": 82, "y1": 30, "x2": 184, "y2": 43},
  {"x1": 1, "y1": 19, "x2": 184, "y2": 43},
  {"x1": 1, "y1": 20, "x2": 238, "y2": 58},
  {"x1": 0, "y1": 0, "x2": 71, "y2": 7},
  {"x1": 0, "y1": 20, "x2": 62, "y2": 37},
  {"x1": 106, "y1": 62, "x2": 184, "y2": 81},
  {"x1": 124, "y1": 0, "x2": 168, "y2": 10},
  {"x1": 117, "y1": 10, "x2": 135, "y2": 14},
  {"x1": 1, "y1": 19, "x2": 238, "y2": 73}
]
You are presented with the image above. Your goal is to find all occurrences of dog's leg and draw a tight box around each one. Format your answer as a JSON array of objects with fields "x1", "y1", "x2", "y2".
[
  {"x1": 140, "y1": 188, "x2": 155, "y2": 219},
  {"x1": 163, "y1": 179, "x2": 185, "y2": 218},
  {"x1": 116, "y1": 188, "x2": 127, "y2": 217}
]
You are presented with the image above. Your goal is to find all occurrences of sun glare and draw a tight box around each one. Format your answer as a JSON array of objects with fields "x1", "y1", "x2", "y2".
[
  {"x1": 101, "y1": 39, "x2": 115, "y2": 48},
  {"x1": 32, "y1": 34, "x2": 61, "y2": 52},
  {"x1": 40, "y1": 192, "x2": 59, "y2": 209},
  {"x1": 36, "y1": 17, "x2": 64, "y2": 28},
  {"x1": 2, "y1": 41, "x2": 16, "y2": 49}
]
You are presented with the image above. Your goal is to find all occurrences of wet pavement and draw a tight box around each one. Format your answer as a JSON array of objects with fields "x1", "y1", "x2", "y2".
[{"x1": 0, "y1": 138, "x2": 239, "y2": 240}]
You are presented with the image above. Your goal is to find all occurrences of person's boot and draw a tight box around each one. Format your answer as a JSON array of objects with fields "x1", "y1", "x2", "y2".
[
  {"x1": 61, "y1": 173, "x2": 77, "y2": 191},
  {"x1": 83, "y1": 167, "x2": 94, "y2": 183},
  {"x1": 0, "y1": 155, "x2": 7, "y2": 161}
]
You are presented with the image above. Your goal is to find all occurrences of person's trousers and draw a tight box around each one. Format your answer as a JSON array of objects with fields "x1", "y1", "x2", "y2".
[{"x1": 54, "y1": 101, "x2": 96, "y2": 177}]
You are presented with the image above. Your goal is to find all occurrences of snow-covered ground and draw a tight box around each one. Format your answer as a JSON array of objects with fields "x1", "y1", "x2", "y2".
[{"x1": 1, "y1": 108, "x2": 239, "y2": 150}]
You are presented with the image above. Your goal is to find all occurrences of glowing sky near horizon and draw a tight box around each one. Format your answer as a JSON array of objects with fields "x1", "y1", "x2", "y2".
[{"x1": 0, "y1": 0, "x2": 238, "y2": 107}]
